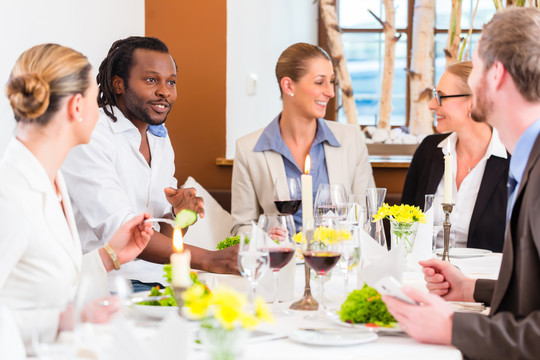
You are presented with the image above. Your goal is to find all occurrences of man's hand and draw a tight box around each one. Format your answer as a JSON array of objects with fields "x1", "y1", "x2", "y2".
[
  {"x1": 165, "y1": 187, "x2": 205, "y2": 219},
  {"x1": 383, "y1": 286, "x2": 454, "y2": 345},
  {"x1": 420, "y1": 259, "x2": 476, "y2": 302},
  {"x1": 187, "y1": 244, "x2": 239, "y2": 275}
]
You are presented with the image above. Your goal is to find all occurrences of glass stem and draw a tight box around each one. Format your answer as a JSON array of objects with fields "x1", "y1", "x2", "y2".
[
  {"x1": 272, "y1": 270, "x2": 279, "y2": 310},
  {"x1": 318, "y1": 275, "x2": 326, "y2": 317},
  {"x1": 248, "y1": 281, "x2": 256, "y2": 313},
  {"x1": 344, "y1": 270, "x2": 349, "y2": 296}
]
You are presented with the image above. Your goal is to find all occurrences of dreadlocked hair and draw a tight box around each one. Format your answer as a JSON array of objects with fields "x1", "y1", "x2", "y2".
[{"x1": 97, "y1": 36, "x2": 170, "y2": 121}]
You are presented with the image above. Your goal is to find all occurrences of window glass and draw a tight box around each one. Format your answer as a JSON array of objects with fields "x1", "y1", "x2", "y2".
[
  {"x1": 339, "y1": 0, "x2": 409, "y2": 29},
  {"x1": 435, "y1": 0, "x2": 495, "y2": 29},
  {"x1": 341, "y1": 33, "x2": 408, "y2": 126}
]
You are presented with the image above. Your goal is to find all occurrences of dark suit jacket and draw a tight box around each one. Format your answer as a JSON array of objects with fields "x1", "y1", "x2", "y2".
[
  {"x1": 401, "y1": 133, "x2": 509, "y2": 252},
  {"x1": 453, "y1": 133, "x2": 540, "y2": 360}
]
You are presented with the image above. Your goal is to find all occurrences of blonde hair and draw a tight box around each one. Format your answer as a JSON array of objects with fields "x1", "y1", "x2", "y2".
[
  {"x1": 446, "y1": 61, "x2": 472, "y2": 94},
  {"x1": 275, "y1": 43, "x2": 331, "y2": 96},
  {"x1": 5, "y1": 43, "x2": 92, "y2": 124}
]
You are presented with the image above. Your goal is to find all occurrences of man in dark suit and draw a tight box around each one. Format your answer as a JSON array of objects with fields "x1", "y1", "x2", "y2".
[{"x1": 383, "y1": 7, "x2": 540, "y2": 360}]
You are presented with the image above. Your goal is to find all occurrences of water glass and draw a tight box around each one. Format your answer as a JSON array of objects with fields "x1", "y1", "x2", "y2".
[
  {"x1": 365, "y1": 187, "x2": 387, "y2": 247},
  {"x1": 314, "y1": 183, "x2": 348, "y2": 220},
  {"x1": 424, "y1": 194, "x2": 444, "y2": 251},
  {"x1": 238, "y1": 230, "x2": 270, "y2": 308}
]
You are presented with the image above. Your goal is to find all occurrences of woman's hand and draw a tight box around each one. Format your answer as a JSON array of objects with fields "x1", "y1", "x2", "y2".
[{"x1": 106, "y1": 213, "x2": 153, "y2": 267}]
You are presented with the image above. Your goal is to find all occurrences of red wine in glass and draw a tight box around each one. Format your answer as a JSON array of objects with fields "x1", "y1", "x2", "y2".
[
  {"x1": 304, "y1": 251, "x2": 341, "y2": 275},
  {"x1": 267, "y1": 247, "x2": 295, "y2": 269},
  {"x1": 274, "y1": 200, "x2": 301, "y2": 215}
]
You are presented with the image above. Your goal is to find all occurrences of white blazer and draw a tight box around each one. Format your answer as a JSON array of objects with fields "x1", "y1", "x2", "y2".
[
  {"x1": 0, "y1": 139, "x2": 107, "y2": 348},
  {"x1": 231, "y1": 120, "x2": 375, "y2": 235}
]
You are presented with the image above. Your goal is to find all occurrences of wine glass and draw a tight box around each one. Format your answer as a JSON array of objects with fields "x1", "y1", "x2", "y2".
[
  {"x1": 258, "y1": 214, "x2": 296, "y2": 316},
  {"x1": 424, "y1": 194, "x2": 444, "y2": 251},
  {"x1": 303, "y1": 217, "x2": 342, "y2": 320},
  {"x1": 337, "y1": 222, "x2": 361, "y2": 295},
  {"x1": 314, "y1": 183, "x2": 348, "y2": 220},
  {"x1": 238, "y1": 229, "x2": 270, "y2": 309},
  {"x1": 273, "y1": 177, "x2": 302, "y2": 215}
]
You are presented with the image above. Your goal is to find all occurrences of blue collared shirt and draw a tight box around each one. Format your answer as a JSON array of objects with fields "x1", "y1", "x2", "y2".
[
  {"x1": 253, "y1": 114, "x2": 340, "y2": 230},
  {"x1": 507, "y1": 118, "x2": 540, "y2": 219}
]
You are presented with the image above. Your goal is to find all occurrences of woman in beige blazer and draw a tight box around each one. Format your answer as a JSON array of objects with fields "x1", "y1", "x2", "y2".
[
  {"x1": 0, "y1": 44, "x2": 153, "y2": 350},
  {"x1": 231, "y1": 43, "x2": 374, "y2": 236}
]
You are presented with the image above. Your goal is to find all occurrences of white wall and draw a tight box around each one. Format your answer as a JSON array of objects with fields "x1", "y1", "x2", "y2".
[
  {"x1": 226, "y1": 0, "x2": 318, "y2": 158},
  {"x1": 0, "y1": 0, "x2": 144, "y2": 154}
]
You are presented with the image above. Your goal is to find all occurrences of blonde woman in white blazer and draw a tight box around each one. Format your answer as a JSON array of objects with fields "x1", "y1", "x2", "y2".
[
  {"x1": 231, "y1": 43, "x2": 374, "y2": 235},
  {"x1": 0, "y1": 44, "x2": 153, "y2": 350}
]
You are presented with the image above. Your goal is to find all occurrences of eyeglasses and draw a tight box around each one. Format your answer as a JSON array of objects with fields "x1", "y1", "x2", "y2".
[{"x1": 432, "y1": 88, "x2": 471, "y2": 106}]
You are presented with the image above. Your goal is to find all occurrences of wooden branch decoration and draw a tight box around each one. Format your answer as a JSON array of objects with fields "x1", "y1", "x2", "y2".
[
  {"x1": 445, "y1": 0, "x2": 463, "y2": 66},
  {"x1": 409, "y1": 0, "x2": 435, "y2": 135},
  {"x1": 369, "y1": 0, "x2": 398, "y2": 130},
  {"x1": 320, "y1": 0, "x2": 358, "y2": 125}
]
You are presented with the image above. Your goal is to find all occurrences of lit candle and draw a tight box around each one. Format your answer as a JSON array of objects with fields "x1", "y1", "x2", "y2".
[
  {"x1": 444, "y1": 141, "x2": 453, "y2": 203},
  {"x1": 170, "y1": 227, "x2": 192, "y2": 287},
  {"x1": 301, "y1": 155, "x2": 314, "y2": 230}
]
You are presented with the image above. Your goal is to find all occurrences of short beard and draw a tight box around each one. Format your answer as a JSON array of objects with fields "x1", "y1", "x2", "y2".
[
  {"x1": 123, "y1": 81, "x2": 169, "y2": 126},
  {"x1": 470, "y1": 77, "x2": 491, "y2": 123}
]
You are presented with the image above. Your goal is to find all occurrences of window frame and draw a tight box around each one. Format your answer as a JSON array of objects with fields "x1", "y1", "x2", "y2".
[{"x1": 320, "y1": 0, "x2": 483, "y2": 127}]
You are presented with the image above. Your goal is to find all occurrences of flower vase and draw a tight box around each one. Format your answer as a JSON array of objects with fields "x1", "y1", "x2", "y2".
[
  {"x1": 200, "y1": 326, "x2": 248, "y2": 360},
  {"x1": 390, "y1": 221, "x2": 418, "y2": 270}
]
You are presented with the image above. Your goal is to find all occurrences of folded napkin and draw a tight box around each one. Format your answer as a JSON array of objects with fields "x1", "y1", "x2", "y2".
[
  {"x1": 407, "y1": 208, "x2": 434, "y2": 270},
  {"x1": 357, "y1": 229, "x2": 404, "y2": 287}
]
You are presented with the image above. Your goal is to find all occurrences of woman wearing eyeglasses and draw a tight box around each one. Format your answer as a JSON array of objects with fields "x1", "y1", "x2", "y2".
[{"x1": 401, "y1": 61, "x2": 509, "y2": 252}]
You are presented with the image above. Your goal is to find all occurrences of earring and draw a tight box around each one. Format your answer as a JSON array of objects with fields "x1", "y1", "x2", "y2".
[
  {"x1": 78, "y1": 117, "x2": 83, "y2": 123},
  {"x1": 289, "y1": 92, "x2": 294, "y2": 97},
  {"x1": 468, "y1": 112, "x2": 471, "y2": 118}
]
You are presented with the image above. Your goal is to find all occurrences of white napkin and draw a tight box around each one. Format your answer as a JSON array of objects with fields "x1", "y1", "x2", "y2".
[
  {"x1": 357, "y1": 230, "x2": 404, "y2": 287},
  {"x1": 408, "y1": 208, "x2": 434, "y2": 270},
  {"x1": 146, "y1": 314, "x2": 190, "y2": 359}
]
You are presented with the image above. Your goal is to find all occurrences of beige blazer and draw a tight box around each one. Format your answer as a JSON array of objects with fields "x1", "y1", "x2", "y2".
[
  {"x1": 0, "y1": 139, "x2": 107, "y2": 348},
  {"x1": 231, "y1": 120, "x2": 375, "y2": 235}
]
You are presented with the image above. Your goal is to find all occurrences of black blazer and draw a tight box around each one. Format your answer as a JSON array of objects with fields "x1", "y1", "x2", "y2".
[{"x1": 401, "y1": 133, "x2": 509, "y2": 252}]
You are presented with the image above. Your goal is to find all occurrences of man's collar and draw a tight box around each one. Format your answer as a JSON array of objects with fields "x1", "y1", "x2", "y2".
[{"x1": 102, "y1": 106, "x2": 168, "y2": 137}]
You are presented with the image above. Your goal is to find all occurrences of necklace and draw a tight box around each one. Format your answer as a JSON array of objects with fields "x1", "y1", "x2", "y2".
[{"x1": 456, "y1": 151, "x2": 483, "y2": 173}]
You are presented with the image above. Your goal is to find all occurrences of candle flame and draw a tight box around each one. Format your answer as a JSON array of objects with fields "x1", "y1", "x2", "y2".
[
  {"x1": 172, "y1": 227, "x2": 184, "y2": 252},
  {"x1": 304, "y1": 155, "x2": 311, "y2": 174}
]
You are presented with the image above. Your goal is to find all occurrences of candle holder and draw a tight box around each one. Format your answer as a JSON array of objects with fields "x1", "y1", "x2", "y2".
[
  {"x1": 289, "y1": 229, "x2": 318, "y2": 311},
  {"x1": 441, "y1": 203, "x2": 455, "y2": 262},
  {"x1": 172, "y1": 284, "x2": 189, "y2": 317}
]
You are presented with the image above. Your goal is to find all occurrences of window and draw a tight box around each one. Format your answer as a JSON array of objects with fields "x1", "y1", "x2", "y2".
[{"x1": 333, "y1": 0, "x2": 496, "y2": 127}]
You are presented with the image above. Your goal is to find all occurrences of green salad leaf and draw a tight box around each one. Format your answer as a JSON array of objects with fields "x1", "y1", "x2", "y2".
[
  {"x1": 338, "y1": 284, "x2": 397, "y2": 327},
  {"x1": 138, "y1": 264, "x2": 206, "y2": 307},
  {"x1": 216, "y1": 235, "x2": 247, "y2": 250}
]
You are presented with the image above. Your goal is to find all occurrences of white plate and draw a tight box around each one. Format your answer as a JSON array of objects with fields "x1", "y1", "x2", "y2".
[
  {"x1": 289, "y1": 329, "x2": 377, "y2": 346},
  {"x1": 435, "y1": 248, "x2": 492, "y2": 258},
  {"x1": 133, "y1": 304, "x2": 178, "y2": 320},
  {"x1": 328, "y1": 312, "x2": 402, "y2": 333}
]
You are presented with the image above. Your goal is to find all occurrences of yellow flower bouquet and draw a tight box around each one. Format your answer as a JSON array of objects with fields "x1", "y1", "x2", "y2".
[
  {"x1": 183, "y1": 285, "x2": 272, "y2": 360},
  {"x1": 373, "y1": 203, "x2": 426, "y2": 253}
]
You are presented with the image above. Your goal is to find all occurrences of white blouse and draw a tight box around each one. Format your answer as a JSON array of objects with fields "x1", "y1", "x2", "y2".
[{"x1": 434, "y1": 129, "x2": 507, "y2": 248}]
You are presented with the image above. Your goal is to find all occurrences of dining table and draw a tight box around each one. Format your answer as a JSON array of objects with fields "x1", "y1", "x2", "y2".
[{"x1": 35, "y1": 252, "x2": 502, "y2": 360}]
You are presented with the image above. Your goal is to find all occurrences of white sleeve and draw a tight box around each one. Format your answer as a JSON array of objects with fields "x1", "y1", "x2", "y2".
[{"x1": 62, "y1": 124, "x2": 137, "y2": 245}]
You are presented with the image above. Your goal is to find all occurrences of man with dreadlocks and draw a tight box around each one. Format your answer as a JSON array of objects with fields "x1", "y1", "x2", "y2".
[{"x1": 63, "y1": 37, "x2": 239, "y2": 291}]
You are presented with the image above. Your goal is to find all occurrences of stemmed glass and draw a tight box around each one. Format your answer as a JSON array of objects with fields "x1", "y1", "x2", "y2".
[
  {"x1": 337, "y1": 222, "x2": 361, "y2": 295},
  {"x1": 304, "y1": 217, "x2": 342, "y2": 319},
  {"x1": 258, "y1": 214, "x2": 296, "y2": 316},
  {"x1": 314, "y1": 183, "x2": 348, "y2": 220},
  {"x1": 273, "y1": 177, "x2": 302, "y2": 215},
  {"x1": 238, "y1": 228, "x2": 270, "y2": 309}
]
